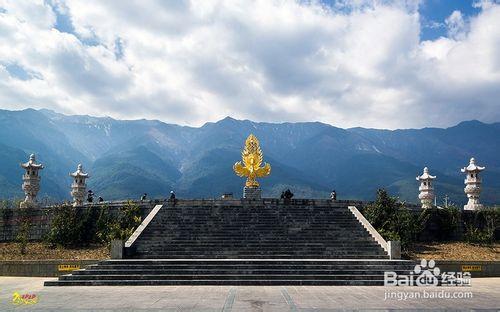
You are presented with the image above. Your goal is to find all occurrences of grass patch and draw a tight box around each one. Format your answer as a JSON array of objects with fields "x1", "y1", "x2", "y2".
[
  {"x1": 406, "y1": 241, "x2": 499, "y2": 261},
  {"x1": 0, "y1": 242, "x2": 109, "y2": 260}
]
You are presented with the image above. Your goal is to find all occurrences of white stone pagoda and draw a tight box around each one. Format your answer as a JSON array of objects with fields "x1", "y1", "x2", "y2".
[
  {"x1": 416, "y1": 167, "x2": 436, "y2": 209},
  {"x1": 70, "y1": 164, "x2": 89, "y2": 207},
  {"x1": 461, "y1": 157, "x2": 485, "y2": 211},
  {"x1": 20, "y1": 154, "x2": 44, "y2": 208}
]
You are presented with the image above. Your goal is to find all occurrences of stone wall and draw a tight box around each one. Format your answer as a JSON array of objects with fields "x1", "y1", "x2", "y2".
[
  {"x1": 0, "y1": 260, "x2": 100, "y2": 277},
  {"x1": 1, "y1": 198, "x2": 489, "y2": 243},
  {"x1": 0, "y1": 200, "x2": 156, "y2": 242},
  {"x1": 1, "y1": 198, "x2": 368, "y2": 242}
]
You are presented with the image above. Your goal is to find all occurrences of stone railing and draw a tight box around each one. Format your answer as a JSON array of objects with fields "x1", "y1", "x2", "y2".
[
  {"x1": 348, "y1": 206, "x2": 401, "y2": 259},
  {"x1": 348, "y1": 206, "x2": 388, "y2": 252},
  {"x1": 125, "y1": 204, "x2": 163, "y2": 248}
]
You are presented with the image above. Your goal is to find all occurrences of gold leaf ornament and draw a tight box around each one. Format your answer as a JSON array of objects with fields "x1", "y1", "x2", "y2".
[{"x1": 233, "y1": 134, "x2": 271, "y2": 187}]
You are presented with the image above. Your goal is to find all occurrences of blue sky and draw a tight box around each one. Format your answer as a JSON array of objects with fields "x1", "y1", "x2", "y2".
[
  {"x1": 0, "y1": 0, "x2": 499, "y2": 129},
  {"x1": 418, "y1": 0, "x2": 481, "y2": 40},
  {"x1": 319, "y1": 0, "x2": 484, "y2": 40}
]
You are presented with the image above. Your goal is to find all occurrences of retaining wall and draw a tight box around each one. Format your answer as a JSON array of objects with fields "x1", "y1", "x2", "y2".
[
  {"x1": 0, "y1": 260, "x2": 100, "y2": 277},
  {"x1": 0, "y1": 200, "x2": 155, "y2": 242}
]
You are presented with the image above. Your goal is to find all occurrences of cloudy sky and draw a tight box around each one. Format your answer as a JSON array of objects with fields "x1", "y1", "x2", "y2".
[{"x1": 0, "y1": 0, "x2": 499, "y2": 129}]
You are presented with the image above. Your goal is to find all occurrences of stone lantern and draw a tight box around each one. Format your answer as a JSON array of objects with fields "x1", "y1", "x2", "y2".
[
  {"x1": 416, "y1": 167, "x2": 436, "y2": 209},
  {"x1": 70, "y1": 164, "x2": 89, "y2": 207},
  {"x1": 20, "y1": 154, "x2": 44, "y2": 208},
  {"x1": 461, "y1": 157, "x2": 485, "y2": 211}
]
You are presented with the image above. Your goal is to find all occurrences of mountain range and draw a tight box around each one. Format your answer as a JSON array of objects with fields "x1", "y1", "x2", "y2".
[{"x1": 0, "y1": 108, "x2": 498, "y2": 206}]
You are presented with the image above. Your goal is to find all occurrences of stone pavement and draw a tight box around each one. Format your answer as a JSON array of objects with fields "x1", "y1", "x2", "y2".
[{"x1": 0, "y1": 277, "x2": 499, "y2": 311}]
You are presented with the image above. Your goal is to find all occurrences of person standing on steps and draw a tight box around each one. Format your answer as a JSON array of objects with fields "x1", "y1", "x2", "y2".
[
  {"x1": 283, "y1": 189, "x2": 294, "y2": 204},
  {"x1": 169, "y1": 190, "x2": 176, "y2": 206},
  {"x1": 87, "y1": 190, "x2": 94, "y2": 203},
  {"x1": 330, "y1": 190, "x2": 337, "y2": 201}
]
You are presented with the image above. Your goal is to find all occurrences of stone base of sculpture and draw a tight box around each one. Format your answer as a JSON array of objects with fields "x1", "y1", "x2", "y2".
[
  {"x1": 19, "y1": 200, "x2": 37, "y2": 209},
  {"x1": 243, "y1": 186, "x2": 261, "y2": 199},
  {"x1": 464, "y1": 198, "x2": 483, "y2": 211}
]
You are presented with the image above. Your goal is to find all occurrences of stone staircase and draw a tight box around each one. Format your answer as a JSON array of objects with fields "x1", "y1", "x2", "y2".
[
  {"x1": 45, "y1": 199, "x2": 413, "y2": 286},
  {"x1": 130, "y1": 199, "x2": 388, "y2": 259},
  {"x1": 45, "y1": 259, "x2": 415, "y2": 286}
]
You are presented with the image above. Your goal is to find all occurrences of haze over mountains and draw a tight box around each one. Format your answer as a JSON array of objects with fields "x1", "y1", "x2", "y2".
[{"x1": 0, "y1": 108, "x2": 498, "y2": 206}]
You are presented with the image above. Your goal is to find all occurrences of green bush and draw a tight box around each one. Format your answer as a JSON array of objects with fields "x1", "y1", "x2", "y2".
[
  {"x1": 108, "y1": 201, "x2": 142, "y2": 241},
  {"x1": 45, "y1": 204, "x2": 83, "y2": 248},
  {"x1": 464, "y1": 225, "x2": 493, "y2": 244},
  {"x1": 419, "y1": 206, "x2": 461, "y2": 241},
  {"x1": 463, "y1": 208, "x2": 499, "y2": 244},
  {"x1": 45, "y1": 201, "x2": 142, "y2": 248},
  {"x1": 363, "y1": 189, "x2": 427, "y2": 251},
  {"x1": 16, "y1": 208, "x2": 31, "y2": 255},
  {"x1": 95, "y1": 205, "x2": 112, "y2": 243}
]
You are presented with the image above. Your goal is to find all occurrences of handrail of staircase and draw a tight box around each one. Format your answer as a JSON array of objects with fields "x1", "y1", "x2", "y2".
[
  {"x1": 125, "y1": 204, "x2": 163, "y2": 248},
  {"x1": 348, "y1": 205, "x2": 388, "y2": 252}
]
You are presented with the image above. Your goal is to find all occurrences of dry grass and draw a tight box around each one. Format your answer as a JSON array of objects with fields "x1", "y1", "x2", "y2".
[
  {"x1": 0, "y1": 242, "x2": 109, "y2": 260},
  {"x1": 407, "y1": 242, "x2": 500, "y2": 261}
]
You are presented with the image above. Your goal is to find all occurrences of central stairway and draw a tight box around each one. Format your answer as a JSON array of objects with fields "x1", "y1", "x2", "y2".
[
  {"x1": 45, "y1": 199, "x2": 415, "y2": 286},
  {"x1": 132, "y1": 199, "x2": 387, "y2": 259}
]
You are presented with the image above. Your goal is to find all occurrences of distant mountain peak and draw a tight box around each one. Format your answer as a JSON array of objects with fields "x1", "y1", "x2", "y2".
[{"x1": 0, "y1": 107, "x2": 498, "y2": 204}]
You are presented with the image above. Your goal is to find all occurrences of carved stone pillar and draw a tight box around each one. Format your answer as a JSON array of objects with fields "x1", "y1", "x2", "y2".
[
  {"x1": 20, "y1": 154, "x2": 44, "y2": 208},
  {"x1": 461, "y1": 158, "x2": 485, "y2": 211},
  {"x1": 70, "y1": 164, "x2": 89, "y2": 207},
  {"x1": 416, "y1": 167, "x2": 436, "y2": 209}
]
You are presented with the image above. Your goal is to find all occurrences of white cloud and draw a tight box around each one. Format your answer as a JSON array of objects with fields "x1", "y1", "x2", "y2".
[
  {"x1": 445, "y1": 10, "x2": 466, "y2": 40},
  {"x1": 0, "y1": 0, "x2": 499, "y2": 129}
]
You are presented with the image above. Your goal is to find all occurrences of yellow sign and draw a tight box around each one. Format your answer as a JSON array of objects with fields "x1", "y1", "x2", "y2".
[
  {"x1": 462, "y1": 265, "x2": 482, "y2": 272},
  {"x1": 12, "y1": 292, "x2": 38, "y2": 305},
  {"x1": 58, "y1": 264, "x2": 80, "y2": 271}
]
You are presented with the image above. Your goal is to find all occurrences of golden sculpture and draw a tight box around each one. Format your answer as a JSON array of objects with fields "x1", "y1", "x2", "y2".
[{"x1": 233, "y1": 134, "x2": 271, "y2": 187}]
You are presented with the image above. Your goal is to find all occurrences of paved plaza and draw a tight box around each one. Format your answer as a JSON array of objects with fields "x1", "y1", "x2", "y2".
[{"x1": 0, "y1": 277, "x2": 499, "y2": 311}]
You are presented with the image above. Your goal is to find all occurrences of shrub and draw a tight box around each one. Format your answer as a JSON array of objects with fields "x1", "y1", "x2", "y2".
[
  {"x1": 45, "y1": 201, "x2": 143, "y2": 247},
  {"x1": 463, "y1": 208, "x2": 499, "y2": 244},
  {"x1": 44, "y1": 204, "x2": 83, "y2": 248},
  {"x1": 419, "y1": 206, "x2": 461, "y2": 241},
  {"x1": 95, "y1": 205, "x2": 112, "y2": 243},
  {"x1": 363, "y1": 189, "x2": 426, "y2": 251},
  {"x1": 108, "y1": 201, "x2": 142, "y2": 241},
  {"x1": 16, "y1": 208, "x2": 31, "y2": 255}
]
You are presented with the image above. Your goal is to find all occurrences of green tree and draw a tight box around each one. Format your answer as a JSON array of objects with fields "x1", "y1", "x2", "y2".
[
  {"x1": 363, "y1": 189, "x2": 427, "y2": 251},
  {"x1": 108, "y1": 201, "x2": 142, "y2": 241}
]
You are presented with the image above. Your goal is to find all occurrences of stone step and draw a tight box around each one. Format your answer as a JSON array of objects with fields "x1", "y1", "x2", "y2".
[
  {"x1": 74, "y1": 269, "x2": 413, "y2": 275},
  {"x1": 59, "y1": 274, "x2": 390, "y2": 281},
  {"x1": 132, "y1": 254, "x2": 389, "y2": 259},
  {"x1": 87, "y1": 263, "x2": 412, "y2": 269},
  {"x1": 45, "y1": 279, "x2": 386, "y2": 286},
  {"x1": 133, "y1": 243, "x2": 380, "y2": 248},
  {"x1": 101, "y1": 259, "x2": 411, "y2": 265},
  {"x1": 135, "y1": 246, "x2": 384, "y2": 251},
  {"x1": 46, "y1": 258, "x2": 414, "y2": 286}
]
